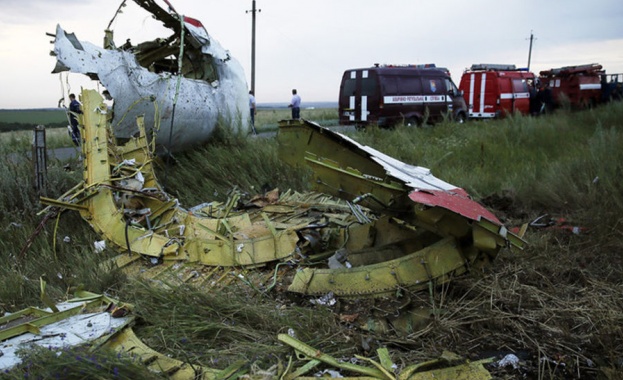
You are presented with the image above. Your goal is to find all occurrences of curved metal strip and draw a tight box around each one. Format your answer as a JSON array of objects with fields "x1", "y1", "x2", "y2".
[{"x1": 288, "y1": 237, "x2": 467, "y2": 297}]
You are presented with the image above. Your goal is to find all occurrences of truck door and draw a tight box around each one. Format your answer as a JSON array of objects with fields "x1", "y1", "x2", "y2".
[
  {"x1": 511, "y1": 78, "x2": 530, "y2": 114},
  {"x1": 445, "y1": 78, "x2": 466, "y2": 122},
  {"x1": 424, "y1": 77, "x2": 445, "y2": 121},
  {"x1": 465, "y1": 72, "x2": 494, "y2": 118},
  {"x1": 498, "y1": 77, "x2": 513, "y2": 115},
  {"x1": 359, "y1": 70, "x2": 378, "y2": 123},
  {"x1": 339, "y1": 70, "x2": 378, "y2": 125}
]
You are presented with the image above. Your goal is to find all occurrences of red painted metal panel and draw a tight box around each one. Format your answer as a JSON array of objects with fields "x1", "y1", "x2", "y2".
[{"x1": 409, "y1": 189, "x2": 501, "y2": 224}]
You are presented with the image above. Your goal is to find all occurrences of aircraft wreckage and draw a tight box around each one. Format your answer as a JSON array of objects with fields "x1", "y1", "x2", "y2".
[
  {"x1": 15, "y1": 89, "x2": 525, "y2": 378},
  {"x1": 50, "y1": 0, "x2": 249, "y2": 153},
  {"x1": 40, "y1": 89, "x2": 524, "y2": 300}
]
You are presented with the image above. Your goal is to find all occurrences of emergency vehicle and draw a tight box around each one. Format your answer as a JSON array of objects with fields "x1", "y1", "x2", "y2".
[
  {"x1": 459, "y1": 64, "x2": 535, "y2": 119},
  {"x1": 538, "y1": 63, "x2": 604, "y2": 108},
  {"x1": 338, "y1": 64, "x2": 467, "y2": 127}
]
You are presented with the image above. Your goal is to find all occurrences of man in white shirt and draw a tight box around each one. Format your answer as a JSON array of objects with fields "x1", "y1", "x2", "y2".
[{"x1": 288, "y1": 89, "x2": 301, "y2": 119}]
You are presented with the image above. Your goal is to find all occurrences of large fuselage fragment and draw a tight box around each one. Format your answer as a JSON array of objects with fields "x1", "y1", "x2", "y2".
[{"x1": 52, "y1": 14, "x2": 248, "y2": 152}]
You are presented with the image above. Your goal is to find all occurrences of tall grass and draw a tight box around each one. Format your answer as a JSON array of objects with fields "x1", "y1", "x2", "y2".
[
  {"x1": 125, "y1": 280, "x2": 344, "y2": 370},
  {"x1": 0, "y1": 153, "x2": 126, "y2": 311},
  {"x1": 351, "y1": 104, "x2": 623, "y2": 223},
  {"x1": 0, "y1": 127, "x2": 78, "y2": 152},
  {"x1": 157, "y1": 121, "x2": 311, "y2": 205}
]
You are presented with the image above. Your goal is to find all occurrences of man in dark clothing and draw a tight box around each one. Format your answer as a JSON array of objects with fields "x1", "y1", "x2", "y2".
[
  {"x1": 535, "y1": 83, "x2": 554, "y2": 115},
  {"x1": 539, "y1": 83, "x2": 554, "y2": 114},
  {"x1": 249, "y1": 90, "x2": 257, "y2": 134},
  {"x1": 528, "y1": 79, "x2": 539, "y2": 116},
  {"x1": 68, "y1": 93, "x2": 82, "y2": 146}
]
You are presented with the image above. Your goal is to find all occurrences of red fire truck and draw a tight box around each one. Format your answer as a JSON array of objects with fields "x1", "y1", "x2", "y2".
[
  {"x1": 538, "y1": 63, "x2": 604, "y2": 108},
  {"x1": 459, "y1": 64, "x2": 536, "y2": 119}
]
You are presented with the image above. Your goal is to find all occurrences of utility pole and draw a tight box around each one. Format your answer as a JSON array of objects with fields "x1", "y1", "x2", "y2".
[
  {"x1": 246, "y1": 1, "x2": 260, "y2": 93},
  {"x1": 527, "y1": 30, "x2": 535, "y2": 71}
]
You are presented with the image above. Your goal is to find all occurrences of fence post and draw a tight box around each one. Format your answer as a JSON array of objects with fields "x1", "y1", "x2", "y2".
[{"x1": 33, "y1": 124, "x2": 47, "y2": 196}]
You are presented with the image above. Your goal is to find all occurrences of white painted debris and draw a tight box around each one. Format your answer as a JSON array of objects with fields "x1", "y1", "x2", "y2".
[
  {"x1": 497, "y1": 353, "x2": 520, "y2": 369},
  {"x1": 0, "y1": 303, "x2": 130, "y2": 371},
  {"x1": 310, "y1": 292, "x2": 337, "y2": 306},
  {"x1": 94, "y1": 240, "x2": 106, "y2": 253}
]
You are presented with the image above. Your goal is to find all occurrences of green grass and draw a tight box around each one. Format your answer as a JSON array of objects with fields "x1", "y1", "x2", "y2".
[
  {"x1": 1, "y1": 102, "x2": 622, "y2": 378},
  {"x1": 254, "y1": 107, "x2": 338, "y2": 132}
]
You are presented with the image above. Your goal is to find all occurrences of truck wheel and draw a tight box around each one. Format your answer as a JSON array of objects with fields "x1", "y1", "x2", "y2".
[
  {"x1": 455, "y1": 112, "x2": 466, "y2": 124},
  {"x1": 405, "y1": 117, "x2": 420, "y2": 127}
]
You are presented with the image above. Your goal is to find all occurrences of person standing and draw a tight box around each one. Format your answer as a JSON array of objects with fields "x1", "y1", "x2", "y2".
[
  {"x1": 249, "y1": 90, "x2": 257, "y2": 134},
  {"x1": 288, "y1": 89, "x2": 301, "y2": 119},
  {"x1": 68, "y1": 93, "x2": 82, "y2": 146}
]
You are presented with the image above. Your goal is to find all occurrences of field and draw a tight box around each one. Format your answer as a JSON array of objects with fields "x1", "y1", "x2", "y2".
[
  {"x1": 1, "y1": 104, "x2": 622, "y2": 379},
  {"x1": 0, "y1": 109, "x2": 69, "y2": 132},
  {"x1": 0, "y1": 107, "x2": 336, "y2": 131}
]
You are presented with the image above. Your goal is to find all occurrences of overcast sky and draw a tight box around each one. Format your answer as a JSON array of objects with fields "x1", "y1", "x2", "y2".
[{"x1": 1, "y1": 0, "x2": 622, "y2": 108}]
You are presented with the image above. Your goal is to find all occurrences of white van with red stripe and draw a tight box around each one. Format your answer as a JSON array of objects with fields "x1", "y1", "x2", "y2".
[{"x1": 459, "y1": 64, "x2": 536, "y2": 119}]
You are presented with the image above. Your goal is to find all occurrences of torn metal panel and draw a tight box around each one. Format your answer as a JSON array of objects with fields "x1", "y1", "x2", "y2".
[
  {"x1": 276, "y1": 118, "x2": 523, "y2": 251},
  {"x1": 276, "y1": 119, "x2": 524, "y2": 295},
  {"x1": 277, "y1": 119, "x2": 505, "y2": 225},
  {"x1": 51, "y1": 0, "x2": 249, "y2": 152}
]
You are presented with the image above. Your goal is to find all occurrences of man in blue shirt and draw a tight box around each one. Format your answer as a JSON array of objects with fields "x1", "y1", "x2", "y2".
[
  {"x1": 68, "y1": 93, "x2": 82, "y2": 146},
  {"x1": 288, "y1": 89, "x2": 301, "y2": 119}
]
